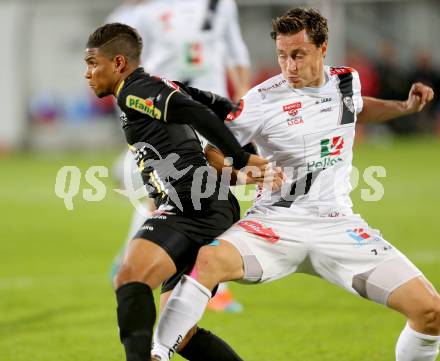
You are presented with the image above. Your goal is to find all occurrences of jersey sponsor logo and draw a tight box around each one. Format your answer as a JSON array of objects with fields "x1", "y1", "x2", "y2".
[
  {"x1": 322, "y1": 211, "x2": 346, "y2": 218},
  {"x1": 226, "y1": 99, "x2": 244, "y2": 122},
  {"x1": 320, "y1": 136, "x2": 344, "y2": 157},
  {"x1": 343, "y1": 96, "x2": 355, "y2": 113},
  {"x1": 126, "y1": 95, "x2": 162, "y2": 119},
  {"x1": 306, "y1": 136, "x2": 344, "y2": 171},
  {"x1": 238, "y1": 220, "x2": 280, "y2": 243},
  {"x1": 286, "y1": 116, "x2": 304, "y2": 126},
  {"x1": 347, "y1": 228, "x2": 392, "y2": 251},
  {"x1": 306, "y1": 156, "x2": 343, "y2": 172},
  {"x1": 347, "y1": 228, "x2": 370, "y2": 242},
  {"x1": 282, "y1": 101, "x2": 302, "y2": 115},
  {"x1": 330, "y1": 66, "x2": 354, "y2": 75},
  {"x1": 257, "y1": 79, "x2": 287, "y2": 98},
  {"x1": 320, "y1": 106, "x2": 332, "y2": 113},
  {"x1": 315, "y1": 97, "x2": 332, "y2": 104}
]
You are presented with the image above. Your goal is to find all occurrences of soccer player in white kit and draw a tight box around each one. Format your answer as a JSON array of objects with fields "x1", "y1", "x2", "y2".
[
  {"x1": 151, "y1": 8, "x2": 440, "y2": 361},
  {"x1": 131, "y1": 0, "x2": 251, "y2": 99},
  {"x1": 108, "y1": 0, "x2": 251, "y2": 312}
]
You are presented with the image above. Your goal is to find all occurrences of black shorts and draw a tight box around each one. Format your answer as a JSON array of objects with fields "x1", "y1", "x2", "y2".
[{"x1": 133, "y1": 191, "x2": 240, "y2": 293}]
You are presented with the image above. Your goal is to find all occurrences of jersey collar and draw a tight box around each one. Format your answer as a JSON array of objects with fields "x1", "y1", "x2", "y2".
[{"x1": 115, "y1": 67, "x2": 147, "y2": 98}]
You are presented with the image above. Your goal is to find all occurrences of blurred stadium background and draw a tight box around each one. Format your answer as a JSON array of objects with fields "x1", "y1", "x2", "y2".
[{"x1": 1, "y1": 0, "x2": 439, "y2": 360}]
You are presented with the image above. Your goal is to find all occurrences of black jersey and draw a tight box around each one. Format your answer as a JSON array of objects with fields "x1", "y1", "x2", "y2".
[{"x1": 116, "y1": 67, "x2": 249, "y2": 208}]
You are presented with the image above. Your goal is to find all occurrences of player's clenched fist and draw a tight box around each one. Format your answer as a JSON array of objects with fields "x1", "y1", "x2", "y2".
[{"x1": 405, "y1": 82, "x2": 435, "y2": 113}]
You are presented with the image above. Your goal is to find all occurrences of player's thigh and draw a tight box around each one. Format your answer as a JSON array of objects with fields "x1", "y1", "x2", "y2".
[
  {"x1": 115, "y1": 237, "x2": 177, "y2": 290},
  {"x1": 311, "y1": 216, "x2": 423, "y2": 305},
  {"x1": 115, "y1": 217, "x2": 200, "y2": 289},
  {"x1": 211, "y1": 218, "x2": 308, "y2": 284}
]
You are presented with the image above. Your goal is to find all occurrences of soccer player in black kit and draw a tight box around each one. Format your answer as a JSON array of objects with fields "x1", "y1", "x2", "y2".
[{"x1": 84, "y1": 23, "x2": 269, "y2": 361}]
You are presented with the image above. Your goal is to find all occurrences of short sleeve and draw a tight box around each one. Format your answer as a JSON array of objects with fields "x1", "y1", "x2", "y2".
[{"x1": 224, "y1": 89, "x2": 264, "y2": 146}]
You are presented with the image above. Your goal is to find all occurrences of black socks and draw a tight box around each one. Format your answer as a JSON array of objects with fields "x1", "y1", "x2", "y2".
[
  {"x1": 116, "y1": 282, "x2": 156, "y2": 361},
  {"x1": 178, "y1": 327, "x2": 243, "y2": 361}
]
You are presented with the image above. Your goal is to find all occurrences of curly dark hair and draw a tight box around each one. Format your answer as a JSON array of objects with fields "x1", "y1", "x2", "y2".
[
  {"x1": 270, "y1": 8, "x2": 328, "y2": 47},
  {"x1": 86, "y1": 22, "x2": 143, "y2": 62}
]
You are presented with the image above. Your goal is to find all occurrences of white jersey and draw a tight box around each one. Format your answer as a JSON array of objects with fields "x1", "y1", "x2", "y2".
[
  {"x1": 106, "y1": 2, "x2": 143, "y2": 26},
  {"x1": 128, "y1": 0, "x2": 250, "y2": 96},
  {"x1": 226, "y1": 66, "x2": 363, "y2": 213}
]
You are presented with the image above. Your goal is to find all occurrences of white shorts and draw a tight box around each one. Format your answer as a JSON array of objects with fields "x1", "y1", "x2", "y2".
[{"x1": 219, "y1": 209, "x2": 422, "y2": 305}]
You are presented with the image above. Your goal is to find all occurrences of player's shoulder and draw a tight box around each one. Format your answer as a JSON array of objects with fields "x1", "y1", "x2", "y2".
[
  {"x1": 119, "y1": 71, "x2": 154, "y2": 99},
  {"x1": 118, "y1": 71, "x2": 168, "y2": 120},
  {"x1": 250, "y1": 73, "x2": 288, "y2": 100},
  {"x1": 327, "y1": 65, "x2": 359, "y2": 77},
  {"x1": 326, "y1": 65, "x2": 361, "y2": 92},
  {"x1": 227, "y1": 74, "x2": 285, "y2": 119}
]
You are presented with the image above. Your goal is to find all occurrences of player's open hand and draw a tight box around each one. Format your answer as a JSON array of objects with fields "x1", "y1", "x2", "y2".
[{"x1": 405, "y1": 82, "x2": 434, "y2": 113}]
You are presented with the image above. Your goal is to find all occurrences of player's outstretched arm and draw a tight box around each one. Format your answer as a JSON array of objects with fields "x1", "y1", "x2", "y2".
[
  {"x1": 357, "y1": 82, "x2": 434, "y2": 124},
  {"x1": 205, "y1": 144, "x2": 284, "y2": 190}
]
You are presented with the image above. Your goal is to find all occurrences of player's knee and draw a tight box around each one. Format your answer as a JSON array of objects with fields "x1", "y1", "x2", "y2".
[
  {"x1": 413, "y1": 293, "x2": 440, "y2": 334},
  {"x1": 113, "y1": 262, "x2": 135, "y2": 289},
  {"x1": 113, "y1": 261, "x2": 161, "y2": 289},
  {"x1": 195, "y1": 246, "x2": 227, "y2": 283}
]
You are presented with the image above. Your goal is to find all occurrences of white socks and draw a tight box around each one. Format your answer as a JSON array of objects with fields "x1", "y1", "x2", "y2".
[
  {"x1": 396, "y1": 323, "x2": 440, "y2": 361},
  {"x1": 152, "y1": 275, "x2": 211, "y2": 360}
]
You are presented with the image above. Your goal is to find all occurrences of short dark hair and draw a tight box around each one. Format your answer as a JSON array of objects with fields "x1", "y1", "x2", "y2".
[
  {"x1": 86, "y1": 23, "x2": 143, "y2": 62},
  {"x1": 270, "y1": 8, "x2": 328, "y2": 47}
]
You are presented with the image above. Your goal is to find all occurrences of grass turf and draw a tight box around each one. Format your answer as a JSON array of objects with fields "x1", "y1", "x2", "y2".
[{"x1": 0, "y1": 137, "x2": 439, "y2": 361}]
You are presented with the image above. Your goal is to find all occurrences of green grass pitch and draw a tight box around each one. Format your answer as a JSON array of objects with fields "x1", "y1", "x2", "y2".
[{"x1": 1, "y1": 137, "x2": 439, "y2": 361}]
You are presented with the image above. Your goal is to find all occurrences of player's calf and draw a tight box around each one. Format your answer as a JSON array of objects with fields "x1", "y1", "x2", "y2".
[
  {"x1": 178, "y1": 327, "x2": 243, "y2": 361},
  {"x1": 153, "y1": 278, "x2": 243, "y2": 361},
  {"x1": 117, "y1": 282, "x2": 156, "y2": 361},
  {"x1": 114, "y1": 238, "x2": 177, "y2": 361},
  {"x1": 152, "y1": 240, "x2": 244, "y2": 360}
]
